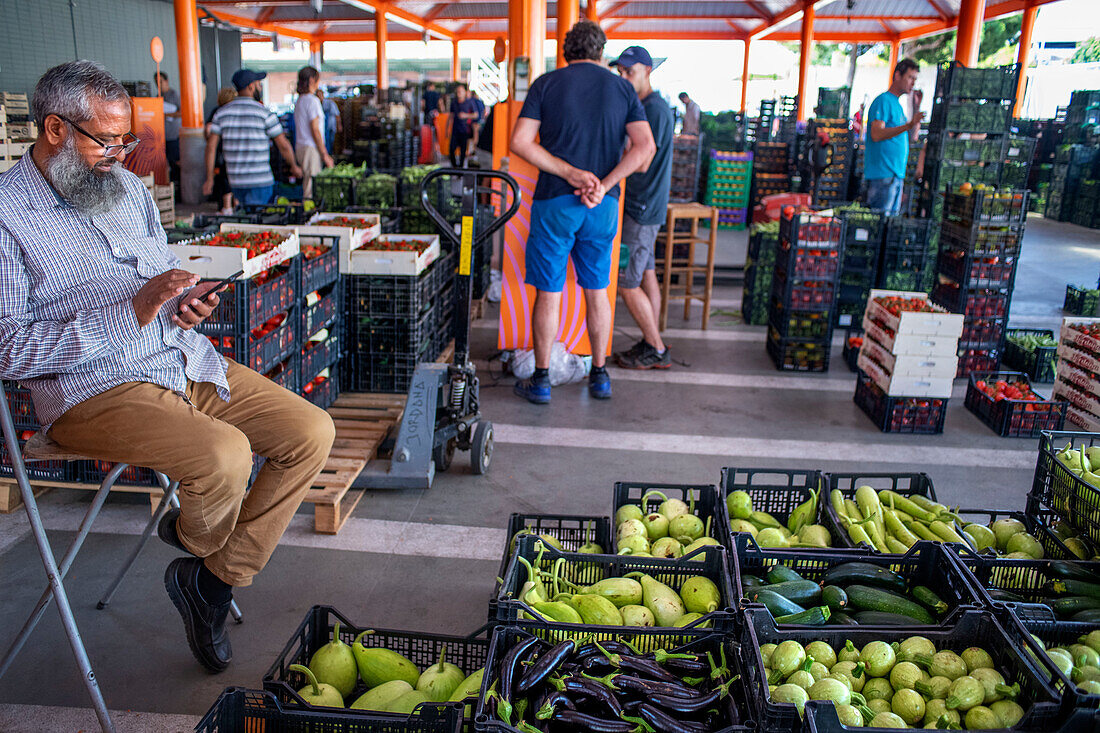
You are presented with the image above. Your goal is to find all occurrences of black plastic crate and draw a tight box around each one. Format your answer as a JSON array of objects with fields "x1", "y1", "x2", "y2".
[
  {"x1": 1, "y1": 436, "x2": 68, "y2": 480},
  {"x1": 1030, "y1": 430, "x2": 1100, "y2": 544},
  {"x1": 496, "y1": 536, "x2": 735, "y2": 629},
  {"x1": 302, "y1": 280, "x2": 340, "y2": 339},
  {"x1": 766, "y1": 327, "x2": 831, "y2": 372},
  {"x1": 72, "y1": 459, "x2": 160, "y2": 488},
  {"x1": 768, "y1": 308, "x2": 834, "y2": 339},
  {"x1": 344, "y1": 268, "x2": 439, "y2": 319},
  {"x1": 964, "y1": 371, "x2": 1067, "y2": 438},
  {"x1": 841, "y1": 329, "x2": 863, "y2": 371},
  {"x1": 1002, "y1": 605, "x2": 1100, "y2": 711},
  {"x1": 311, "y1": 175, "x2": 357, "y2": 211},
  {"x1": 822, "y1": 469, "x2": 940, "y2": 553},
  {"x1": 350, "y1": 308, "x2": 436, "y2": 357},
  {"x1": 1004, "y1": 328, "x2": 1058, "y2": 382},
  {"x1": 266, "y1": 353, "x2": 300, "y2": 394},
  {"x1": 719, "y1": 467, "x2": 831, "y2": 553},
  {"x1": 941, "y1": 219, "x2": 1025, "y2": 258},
  {"x1": 261, "y1": 605, "x2": 485, "y2": 718},
  {"x1": 882, "y1": 214, "x2": 931, "y2": 252},
  {"x1": 302, "y1": 324, "x2": 341, "y2": 381},
  {"x1": 4, "y1": 383, "x2": 39, "y2": 431},
  {"x1": 197, "y1": 688, "x2": 463, "y2": 733},
  {"x1": 342, "y1": 349, "x2": 428, "y2": 394},
  {"x1": 931, "y1": 98, "x2": 1015, "y2": 133},
  {"x1": 778, "y1": 211, "x2": 844, "y2": 249},
  {"x1": 302, "y1": 360, "x2": 339, "y2": 410},
  {"x1": 958, "y1": 347, "x2": 1003, "y2": 378},
  {"x1": 878, "y1": 243, "x2": 935, "y2": 291},
  {"x1": 201, "y1": 306, "x2": 299, "y2": 375},
  {"x1": 610, "y1": 481, "x2": 724, "y2": 552},
  {"x1": 957, "y1": 505, "x2": 1091, "y2": 565},
  {"x1": 736, "y1": 541, "x2": 986, "y2": 627},
  {"x1": 193, "y1": 259, "x2": 299, "y2": 337},
  {"x1": 746, "y1": 607, "x2": 1067, "y2": 733},
  {"x1": 937, "y1": 246, "x2": 1018, "y2": 289},
  {"x1": 474, "y1": 625, "x2": 753, "y2": 733},
  {"x1": 769, "y1": 268, "x2": 840, "y2": 313},
  {"x1": 932, "y1": 280, "x2": 1011, "y2": 319},
  {"x1": 495, "y1": 513, "x2": 612, "y2": 604},
  {"x1": 298, "y1": 235, "x2": 340, "y2": 295},
  {"x1": 1064, "y1": 284, "x2": 1100, "y2": 317},
  {"x1": 774, "y1": 239, "x2": 843, "y2": 282},
  {"x1": 854, "y1": 369, "x2": 949, "y2": 435},
  {"x1": 935, "y1": 62, "x2": 1020, "y2": 101},
  {"x1": 946, "y1": 187, "x2": 1029, "y2": 227}
]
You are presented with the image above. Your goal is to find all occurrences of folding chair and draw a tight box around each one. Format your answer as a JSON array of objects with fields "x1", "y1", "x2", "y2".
[{"x1": 0, "y1": 381, "x2": 241, "y2": 733}]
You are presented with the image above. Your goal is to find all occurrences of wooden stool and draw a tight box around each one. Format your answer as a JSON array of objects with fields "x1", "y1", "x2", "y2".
[{"x1": 656, "y1": 202, "x2": 718, "y2": 330}]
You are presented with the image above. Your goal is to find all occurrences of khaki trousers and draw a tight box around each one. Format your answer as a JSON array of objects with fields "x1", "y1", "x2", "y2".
[
  {"x1": 297, "y1": 145, "x2": 322, "y2": 200},
  {"x1": 48, "y1": 360, "x2": 336, "y2": 586}
]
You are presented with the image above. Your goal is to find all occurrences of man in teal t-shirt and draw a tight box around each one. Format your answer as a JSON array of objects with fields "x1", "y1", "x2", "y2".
[{"x1": 864, "y1": 58, "x2": 924, "y2": 215}]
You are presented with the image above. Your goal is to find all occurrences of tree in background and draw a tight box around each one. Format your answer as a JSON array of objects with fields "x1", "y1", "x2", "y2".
[
  {"x1": 1071, "y1": 37, "x2": 1100, "y2": 64},
  {"x1": 902, "y1": 15, "x2": 1023, "y2": 67}
]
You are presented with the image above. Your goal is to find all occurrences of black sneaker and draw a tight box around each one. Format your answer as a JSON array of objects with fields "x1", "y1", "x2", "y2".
[
  {"x1": 613, "y1": 339, "x2": 648, "y2": 365},
  {"x1": 157, "y1": 509, "x2": 195, "y2": 556},
  {"x1": 617, "y1": 342, "x2": 672, "y2": 370},
  {"x1": 164, "y1": 558, "x2": 233, "y2": 673}
]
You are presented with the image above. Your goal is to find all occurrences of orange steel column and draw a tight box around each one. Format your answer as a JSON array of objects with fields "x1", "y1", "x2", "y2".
[
  {"x1": 796, "y1": 0, "x2": 815, "y2": 121},
  {"x1": 173, "y1": 0, "x2": 202, "y2": 130},
  {"x1": 557, "y1": 0, "x2": 579, "y2": 68},
  {"x1": 452, "y1": 39, "x2": 461, "y2": 81},
  {"x1": 740, "y1": 39, "x2": 751, "y2": 113},
  {"x1": 376, "y1": 13, "x2": 389, "y2": 93},
  {"x1": 1014, "y1": 1, "x2": 1037, "y2": 117},
  {"x1": 955, "y1": 0, "x2": 987, "y2": 67},
  {"x1": 585, "y1": 0, "x2": 598, "y2": 23},
  {"x1": 887, "y1": 40, "x2": 899, "y2": 84}
]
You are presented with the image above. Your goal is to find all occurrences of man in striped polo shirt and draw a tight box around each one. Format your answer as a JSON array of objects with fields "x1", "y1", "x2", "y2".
[{"x1": 202, "y1": 69, "x2": 301, "y2": 207}]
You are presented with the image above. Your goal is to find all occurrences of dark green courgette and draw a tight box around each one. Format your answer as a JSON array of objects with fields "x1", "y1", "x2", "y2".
[
  {"x1": 749, "y1": 588, "x2": 806, "y2": 617},
  {"x1": 911, "y1": 585, "x2": 949, "y2": 616},
  {"x1": 822, "y1": 562, "x2": 907, "y2": 593},
  {"x1": 845, "y1": 584, "x2": 935, "y2": 624},
  {"x1": 742, "y1": 575, "x2": 766, "y2": 588},
  {"x1": 767, "y1": 565, "x2": 805, "y2": 585},
  {"x1": 830, "y1": 611, "x2": 859, "y2": 625},
  {"x1": 1048, "y1": 560, "x2": 1100, "y2": 584},
  {"x1": 761, "y1": 579, "x2": 822, "y2": 606},
  {"x1": 985, "y1": 587, "x2": 1026, "y2": 603},
  {"x1": 1046, "y1": 578, "x2": 1100, "y2": 600},
  {"x1": 822, "y1": 585, "x2": 849, "y2": 611},
  {"x1": 1049, "y1": 595, "x2": 1100, "y2": 616},
  {"x1": 853, "y1": 610, "x2": 926, "y2": 625},
  {"x1": 1072, "y1": 608, "x2": 1100, "y2": 622},
  {"x1": 775, "y1": 605, "x2": 831, "y2": 626}
]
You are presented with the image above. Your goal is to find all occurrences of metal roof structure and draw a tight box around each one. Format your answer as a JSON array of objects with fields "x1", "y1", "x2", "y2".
[{"x1": 198, "y1": 0, "x2": 1064, "y2": 43}]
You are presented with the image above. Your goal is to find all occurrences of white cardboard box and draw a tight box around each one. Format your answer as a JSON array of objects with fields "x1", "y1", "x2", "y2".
[
  {"x1": 859, "y1": 334, "x2": 959, "y2": 378},
  {"x1": 864, "y1": 289, "x2": 964, "y2": 339},
  {"x1": 1053, "y1": 376, "x2": 1100, "y2": 415},
  {"x1": 1057, "y1": 342, "x2": 1100, "y2": 375},
  {"x1": 1060, "y1": 317, "x2": 1100, "y2": 358},
  {"x1": 304, "y1": 212, "x2": 382, "y2": 273},
  {"x1": 861, "y1": 315, "x2": 961, "y2": 356},
  {"x1": 857, "y1": 352, "x2": 955, "y2": 397},
  {"x1": 1054, "y1": 360, "x2": 1100, "y2": 398},
  {"x1": 347, "y1": 234, "x2": 441, "y2": 276},
  {"x1": 1065, "y1": 404, "x2": 1100, "y2": 432},
  {"x1": 170, "y1": 228, "x2": 299, "y2": 279}
]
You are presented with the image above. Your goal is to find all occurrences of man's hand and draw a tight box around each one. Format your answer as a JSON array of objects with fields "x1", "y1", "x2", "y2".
[
  {"x1": 909, "y1": 111, "x2": 926, "y2": 131},
  {"x1": 322, "y1": 153, "x2": 335, "y2": 168},
  {"x1": 173, "y1": 280, "x2": 229, "y2": 330},
  {"x1": 564, "y1": 166, "x2": 600, "y2": 196},
  {"x1": 291, "y1": 163, "x2": 304, "y2": 179},
  {"x1": 132, "y1": 270, "x2": 199, "y2": 327},
  {"x1": 911, "y1": 88, "x2": 924, "y2": 109},
  {"x1": 202, "y1": 178, "x2": 214, "y2": 196},
  {"x1": 578, "y1": 181, "x2": 607, "y2": 209}
]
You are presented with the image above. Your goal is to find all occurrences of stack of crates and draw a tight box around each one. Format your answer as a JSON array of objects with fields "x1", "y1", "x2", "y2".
[
  {"x1": 1, "y1": 382, "x2": 67, "y2": 481},
  {"x1": 1001, "y1": 135, "x2": 1037, "y2": 190},
  {"x1": 834, "y1": 206, "x2": 885, "y2": 327},
  {"x1": 766, "y1": 211, "x2": 846, "y2": 371},
  {"x1": 298, "y1": 233, "x2": 343, "y2": 410},
  {"x1": 741, "y1": 224, "x2": 780, "y2": 326},
  {"x1": 879, "y1": 216, "x2": 935, "y2": 293},
  {"x1": 815, "y1": 87, "x2": 851, "y2": 119},
  {"x1": 776, "y1": 95, "x2": 799, "y2": 148},
  {"x1": 1051, "y1": 318, "x2": 1100, "y2": 431},
  {"x1": 932, "y1": 188, "x2": 1029, "y2": 377},
  {"x1": 670, "y1": 134, "x2": 702, "y2": 203},
  {"x1": 855, "y1": 291, "x2": 963, "y2": 434},
  {"x1": 808, "y1": 119, "x2": 853, "y2": 208},
  {"x1": 750, "y1": 142, "x2": 789, "y2": 209},
  {"x1": 754, "y1": 99, "x2": 777, "y2": 143},
  {"x1": 1047, "y1": 145, "x2": 1096, "y2": 221},
  {"x1": 704, "y1": 151, "x2": 751, "y2": 228},
  {"x1": 1072, "y1": 178, "x2": 1100, "y2": 229},
  {"x1": 1063, "y1": 89, "x2": 1100, "y2": 144},
  {"x1": 342, "y1": 249, "x2": 453, "y2": 393}
]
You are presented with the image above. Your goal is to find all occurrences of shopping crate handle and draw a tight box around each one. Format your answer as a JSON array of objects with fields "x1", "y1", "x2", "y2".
[{"x1": 418, "y1": 168, "x2": 521, "y2": 248}]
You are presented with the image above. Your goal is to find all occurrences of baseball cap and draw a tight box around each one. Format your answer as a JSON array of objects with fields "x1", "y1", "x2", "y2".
[
  {"x1": 610, "y1": 46, "x2": 654, "y2": 68},
  {"x1": 232, "y1": 68, "x2": 267, "y2": 91}
]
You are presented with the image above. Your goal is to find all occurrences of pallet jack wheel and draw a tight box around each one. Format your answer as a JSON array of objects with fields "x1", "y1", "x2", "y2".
[
  {"x1": 470, "y1": 421, "x2": 493, "y2": 475},
  {"x1": 433, "y1": 438, "x2": 456, "y2": 472}
]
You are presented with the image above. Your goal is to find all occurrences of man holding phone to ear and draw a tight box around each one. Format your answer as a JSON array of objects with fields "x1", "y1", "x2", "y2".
[{"x1": 0, "y1": 61, "x2": 335, "y2": 675}]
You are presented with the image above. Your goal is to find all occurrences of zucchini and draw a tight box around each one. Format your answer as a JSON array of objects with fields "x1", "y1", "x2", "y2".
[
  {"x1": 767, "y1": 565, "x2": 805, "y2": 585},
  {"x1": 830, "y1": 611, "x2": 859, "y2": 625},
  {"x1": 1049, "y1": 595, "x2": 1100, "y2": 616},
  {"x1": 762, "y1": 579, "x2": 822, "y2": 606},
  {"x1": 742, "y1": 575, "x2": 766, "y2": 588},
  {"x1": 775, "y1": 605, "x2": 832, "y2": 626},
  {"x1": 749, "y1": 588, "x2": 806, "y2": 617},
  {"x1": 822, "y1": 562, "x2": 907, "y2": 593},
  {"x1": 911, "y1": 585, "x2": 950, "y2": 616},
  {"x1": 845, "y1": 584, "x2": 935, "y2": 624},
  {"x1": 1049, "y1": 560, "x2": 1100, "y2": 583},
  {"x1": 1047, "y1": 578, "x2": 1100, "y2": 600},
  {"x1": 985, "y1": 587, "x2": 1026, "y2": 603},
  {"x1": 853, "y1": 610, "x2": 926, "y2": 625},
  {"x1": 822, "y1": 585, "x2": 849, "y2": 611},
  {"x1": 1072, "y1": 608, "x2": 1100, "y2": 623}
]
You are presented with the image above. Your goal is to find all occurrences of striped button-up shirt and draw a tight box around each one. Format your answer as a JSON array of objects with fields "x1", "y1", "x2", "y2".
[
  {"x1": 209, "y1": 97, "x2": 283, "y2": 189},
  {"x1": 0, "y1": 151, "x2": 230, "y2": 429}
]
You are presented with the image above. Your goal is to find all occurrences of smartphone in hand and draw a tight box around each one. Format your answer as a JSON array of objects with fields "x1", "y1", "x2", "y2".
[{"x1": 177, "y1": 269, "x2": 243, "y2": 315}]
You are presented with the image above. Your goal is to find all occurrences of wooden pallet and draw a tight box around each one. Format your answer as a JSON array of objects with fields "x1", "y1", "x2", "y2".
[
  {"x1": 302, "y1": 392, "x2": 405, "y2": 534},
  {"x1": 0, "y1": 476, "x2": 165, "y2": 514},
  {"x1": 471, "y1": 296, "x2": 489, "y2": 321}
]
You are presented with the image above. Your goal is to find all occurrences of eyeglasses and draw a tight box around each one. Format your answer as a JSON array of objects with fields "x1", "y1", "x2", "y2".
[{"x1": 56, "y1": 116, "x2": 141, "y2": 158}]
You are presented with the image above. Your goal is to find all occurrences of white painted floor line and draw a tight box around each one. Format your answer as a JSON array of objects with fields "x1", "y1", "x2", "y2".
[
  {"x1": 471, "y1": 319, "x2": 773, "y2": 342},
  {"x1": 607, "y1": 367, "x2": 858, "y2": 392},
  {"x1": 0, "y1": 703, "x2": 199, "y2": 733},
  {"x1": 493, "y1": 424, "x2": 1037, "y2": 470}
]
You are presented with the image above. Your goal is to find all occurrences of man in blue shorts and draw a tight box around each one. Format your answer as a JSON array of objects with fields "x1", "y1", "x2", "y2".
[
  {"x1": 864, "y1": 58, "x2": 924, "y2": 215},
  {"x1": 510, "y1": 19, "x2": 656, "y2": 404}
]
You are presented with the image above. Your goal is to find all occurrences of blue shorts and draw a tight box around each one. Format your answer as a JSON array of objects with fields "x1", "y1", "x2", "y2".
[{"x1": 525, "y1": 194, "x2": 619, "y2": 292}]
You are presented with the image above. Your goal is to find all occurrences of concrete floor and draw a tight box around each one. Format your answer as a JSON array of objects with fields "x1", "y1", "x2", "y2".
[{"x1": 0, "y1": 213, "x2": 1097, "y2": 731}]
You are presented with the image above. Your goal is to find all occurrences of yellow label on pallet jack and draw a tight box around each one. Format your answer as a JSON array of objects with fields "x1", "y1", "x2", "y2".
[{"x1": 459, "y1": 215, "x2": 473, "y2": 275}]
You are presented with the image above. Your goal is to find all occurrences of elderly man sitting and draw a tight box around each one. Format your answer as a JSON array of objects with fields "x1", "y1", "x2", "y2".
[{"x1": 0, "y1": 61, "x2": 335, "y2": 673}]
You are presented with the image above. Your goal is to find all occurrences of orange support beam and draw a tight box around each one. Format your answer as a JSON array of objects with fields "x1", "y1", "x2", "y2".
[
  {"x1": 585, "y1": 0, "x2": 598, "y2": 23},
  {"x1": 796, "y1": 0, "x2": 814, "y2": 121},
  {"x1": 557, "y1": 0, "x2": 580, "y2": 68},
  {"x1": 452, "y1": 39, "x2": 461, "y2": 81},
  {"x1": 376, "y1": 12, "x2": 389, "y2": 92},
  {"x1": 1014, "y1": 1, "x2": 1037, "y2": 117},
  {"x1": 740, "y1": 39, "x2": 751, "y2": 113},
  {"x1": 955, "y1": 0, "x2": 987, "y2": 66},
  {"x1": 173, "y1": 0, "x2": 203, "y2": 129},
  {"x1": 887, "y1": 39, "x2": 899, "y2": 85}
]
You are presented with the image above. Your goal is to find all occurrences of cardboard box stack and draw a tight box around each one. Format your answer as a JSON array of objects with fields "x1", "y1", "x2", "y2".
[
  {"x1": 855, "y1": 289, "x2": 964, "y2": 433},
  {"x1": 1051, "y1": 317, "x2": 1100, "y2": 431},
  {"x1": 0, "y1": 94, "x2": 36, "y2": 174}
]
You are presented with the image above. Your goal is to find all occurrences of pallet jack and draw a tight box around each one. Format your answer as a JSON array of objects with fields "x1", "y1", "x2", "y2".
[{"x1": 357, "y1": 168, "x2": 520, "y2": 489}]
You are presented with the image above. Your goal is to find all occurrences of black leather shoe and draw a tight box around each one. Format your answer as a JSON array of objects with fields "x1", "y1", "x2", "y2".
[
  {"x1": 164, "y1": 557, "x2": 232, "y2": 673},
  {"x1": 157, "y1": 509, "x2": 193, "y2": 556}
]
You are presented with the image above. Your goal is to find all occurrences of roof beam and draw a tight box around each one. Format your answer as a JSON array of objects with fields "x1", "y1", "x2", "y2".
[
  {"x1": 203, "y1": 8, "x2": 316, "y2": 41},
  {"x1": 898, "y1": 0, "x2": 1064, "y2": 43},
  {"x1": 925, "y1": 0, "x2": 953, "y2": 20},
  {"x1": 744, "y1": 1, "x2": 771, "y2": 20},
  {"x1": 766, "y1": 30, "x2": 894, "y2": 42},
  {"x1": 750, "y1": 0, "x2": 831, "y2": 41},
  {"x1": 334, "y1": 0, "x2": 455, "y2": 39}
]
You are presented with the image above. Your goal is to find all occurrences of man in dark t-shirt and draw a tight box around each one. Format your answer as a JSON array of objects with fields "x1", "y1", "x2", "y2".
[
  {"x1": 611, "y1": 46, "x2": 674, "y2": 370},
  {"x1": 447, "y1": 83, "x2": 479, "y2": 167},
  {"x1": 510, "y1": 19, "x2": 656, "y2": 404}
]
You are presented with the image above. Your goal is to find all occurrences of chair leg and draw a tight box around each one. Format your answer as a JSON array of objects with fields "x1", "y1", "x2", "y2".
[
  {"x1": 96, "y1": 475, "x2": 176, "y2": 611},
  {"x1": 659, "y1": 214, "x2": 674, "y2": 332},
  {"x1": 0, "y1": 417, "x2": 116, "y2": 732},
  {"x1": 0, "y1": 464, "x2": 124, "y2": 681}
]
